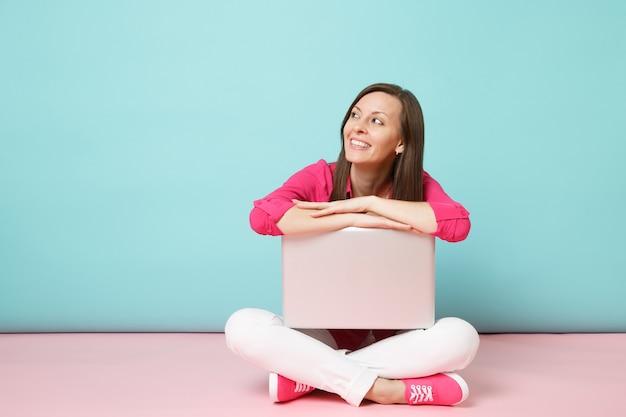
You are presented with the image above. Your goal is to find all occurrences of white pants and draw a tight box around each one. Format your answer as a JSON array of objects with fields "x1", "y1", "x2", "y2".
[{"x1": 225, "y1": 308, "x2": 480, "y2": 406}]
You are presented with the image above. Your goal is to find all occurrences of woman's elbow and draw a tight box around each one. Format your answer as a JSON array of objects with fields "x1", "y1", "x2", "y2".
[
  {"x1": 436, "y1": 218, "x2": 471, "y2": 243},
  {"x1": 249, "y1": 207, "x2": 283, "y2": 236}
]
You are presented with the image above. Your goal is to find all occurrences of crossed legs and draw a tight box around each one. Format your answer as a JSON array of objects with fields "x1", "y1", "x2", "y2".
[{"x1": 225, "y1": 308, "x2": 479, "y2": 406}]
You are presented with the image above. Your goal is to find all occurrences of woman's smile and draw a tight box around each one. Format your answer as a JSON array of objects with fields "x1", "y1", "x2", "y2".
[{"x1": 349, "y1": 138, "x2": 372, "y2": 149}]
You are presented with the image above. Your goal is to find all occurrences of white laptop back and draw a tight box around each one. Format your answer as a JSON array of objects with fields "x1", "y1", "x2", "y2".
[{"x1": 281, "y1": 227, "x2": 435, "y2": 329}]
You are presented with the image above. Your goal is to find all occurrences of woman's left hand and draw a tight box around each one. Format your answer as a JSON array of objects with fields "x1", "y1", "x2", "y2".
[{"x1": 293, "y1": 197, "x2": 373, "y2": 218}]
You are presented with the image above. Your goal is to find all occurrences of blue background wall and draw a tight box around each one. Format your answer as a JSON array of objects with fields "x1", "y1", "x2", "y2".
[{"x1": 1, "y1": 1, "x2": 625, "y2": 333}]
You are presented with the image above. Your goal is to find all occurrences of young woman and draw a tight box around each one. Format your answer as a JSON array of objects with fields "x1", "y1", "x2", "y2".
[{"x1": 225, "y1": 83, "x2": 479, "y2": 407}]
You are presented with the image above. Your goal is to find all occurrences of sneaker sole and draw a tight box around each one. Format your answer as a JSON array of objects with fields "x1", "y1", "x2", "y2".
[{"x1": 268, "y1": 372, "x2": 279, "y2": 402}]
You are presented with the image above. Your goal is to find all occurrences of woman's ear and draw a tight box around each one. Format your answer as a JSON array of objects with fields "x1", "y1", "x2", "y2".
[{"x1": 395, "y1": 142, "x2": 405, "y2": 155}]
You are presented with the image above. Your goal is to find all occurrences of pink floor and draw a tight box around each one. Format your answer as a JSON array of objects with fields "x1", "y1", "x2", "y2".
[{"x1": 1, "y1": 333, "x2": 624, "y2": 417}]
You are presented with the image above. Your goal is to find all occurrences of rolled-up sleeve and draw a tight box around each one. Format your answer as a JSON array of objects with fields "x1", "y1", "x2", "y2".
[
  {"x1": 423, "y1": 172, "x2": 471, "y2": 242},
  {"x1": 249, "y1": 199, "x2": 294, "y2": 236},
  {"x1": 250, "y1": 160, "x2": 334, "y2": 236}
]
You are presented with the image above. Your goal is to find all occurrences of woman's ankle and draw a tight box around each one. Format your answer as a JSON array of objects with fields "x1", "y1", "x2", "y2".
[{"x1": 364, "y1": 378, "x2": 406, "y2": 404}]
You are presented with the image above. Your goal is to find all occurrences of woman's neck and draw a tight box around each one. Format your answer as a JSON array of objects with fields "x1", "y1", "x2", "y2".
[{"x1": 349, "y1": 164, "x2": 392, "y2": 198}]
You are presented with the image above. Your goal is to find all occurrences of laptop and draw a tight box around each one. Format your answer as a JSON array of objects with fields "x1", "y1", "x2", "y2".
[{"x1": 281, "y1": 227, "x2": 435, "y2": 329}]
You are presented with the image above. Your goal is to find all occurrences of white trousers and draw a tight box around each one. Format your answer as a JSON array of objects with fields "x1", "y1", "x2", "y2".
[{"x1": 225, "y1": 308, "x2": 480, "y2": 406}]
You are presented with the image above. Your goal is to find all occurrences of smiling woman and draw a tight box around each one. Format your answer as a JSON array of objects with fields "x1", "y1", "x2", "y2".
[
  {"x1": 226, "y1": 83, "x2": 477, "y2": 407},
  {"x1": 264, "y1": 84, "x2": 468, "y2": 239}
]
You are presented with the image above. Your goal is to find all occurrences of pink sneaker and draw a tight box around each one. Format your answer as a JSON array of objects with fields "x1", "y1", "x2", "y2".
[
  {"x1": 268, "y1": 373, "x2": 315, "y2": 403},
  {"x1": 403, "y1": 373, "x2": 469, "y2": 406}
]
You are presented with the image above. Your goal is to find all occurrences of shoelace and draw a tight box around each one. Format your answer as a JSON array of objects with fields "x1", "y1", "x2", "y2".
[
  {"x1": 294, "y1": 382, "x2": 312, "y2": 393},
  {"x1": 409, "y1": 384, "x2": 434, "y2": 403}
]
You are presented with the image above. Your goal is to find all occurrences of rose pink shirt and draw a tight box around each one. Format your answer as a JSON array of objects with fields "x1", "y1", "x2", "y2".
[{"x1": 250, "y1": 159, "x2": 470, "y2": 243}]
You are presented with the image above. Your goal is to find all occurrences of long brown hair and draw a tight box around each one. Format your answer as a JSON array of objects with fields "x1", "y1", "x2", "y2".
[{"x1": 330, "y1": 83, "x2": 425, "y2": 202}]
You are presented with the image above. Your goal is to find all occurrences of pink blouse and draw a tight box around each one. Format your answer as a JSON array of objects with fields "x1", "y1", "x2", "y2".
[{"x1": 250, "y1": 159, "x2": 470, "y2": 242}]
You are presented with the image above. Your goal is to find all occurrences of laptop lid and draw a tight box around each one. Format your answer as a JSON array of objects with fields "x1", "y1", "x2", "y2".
[{"x1": 281, "y1": 227, "x2": 435, "y2": 329}]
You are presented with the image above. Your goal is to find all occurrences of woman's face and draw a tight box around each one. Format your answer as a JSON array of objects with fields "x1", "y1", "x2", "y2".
[{"x1": 343, "y1": 91, "x2": 404, "y2": 168}]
